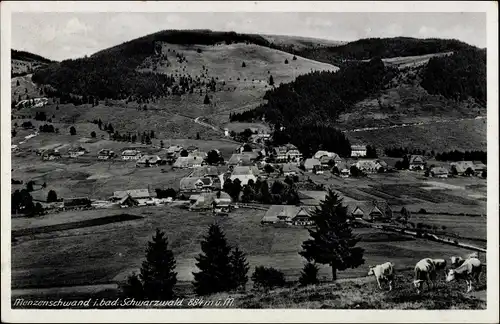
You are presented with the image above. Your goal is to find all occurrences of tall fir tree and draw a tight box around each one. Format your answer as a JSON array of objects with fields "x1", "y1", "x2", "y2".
[
  {"x1": 229, "y1": 247, "x2": 250, "y2": 291},
  {"x1": 193, "y1": 224, "x2": 233, "y2": 295},
  {"x1": 137, "y1": 228, "x2": 177, "y2": 300},
  {"x1": 299, "y1": 189, "x2": 365, "y2": 281}
]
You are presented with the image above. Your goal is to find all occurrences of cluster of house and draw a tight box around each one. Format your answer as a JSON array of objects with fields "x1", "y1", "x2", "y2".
[
  {"x1": 302, "y1": 149, "x2": 387, "y2": 176},
  {"x1": 261, "y1": 191, "x2": 393, "y2": 226},
  {"x1": 430, "y1": 160, "x2": 487, "y2": 178}
]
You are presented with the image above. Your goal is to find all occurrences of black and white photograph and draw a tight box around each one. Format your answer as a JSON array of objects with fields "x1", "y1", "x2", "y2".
[{"x1": 1, "y1": 1, "x2": 498, "y2": 323}]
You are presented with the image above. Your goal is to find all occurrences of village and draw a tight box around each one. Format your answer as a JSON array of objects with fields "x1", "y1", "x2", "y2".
[{"x1": 12, "y1": 124, "x2": 487, "y2": 229}]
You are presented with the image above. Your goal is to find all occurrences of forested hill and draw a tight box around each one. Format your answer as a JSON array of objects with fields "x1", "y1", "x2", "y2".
[
  {"x1": 297, "y1": 37, "x2": 476, "y2": 66},
  {"x1": 11, "y1": 50, "x2": 54, "y2": 63},
  {"x1": 231, "y1": 58, "x2": 396, "y2": 158},
  {"x1": 421, "y1": 48, "x2": 486, "y2": 105}
]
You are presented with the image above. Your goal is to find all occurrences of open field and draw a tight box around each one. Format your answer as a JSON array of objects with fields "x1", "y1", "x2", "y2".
[
  {"x1": 11, "y1": 204, "x2": 485, "y2": 293},
  {"x1": 344, "y1": 118, "x2": 486, "y2": 152}
]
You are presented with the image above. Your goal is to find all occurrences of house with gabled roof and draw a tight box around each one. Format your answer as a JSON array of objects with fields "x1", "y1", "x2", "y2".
[
  {"x1": 111, "y1": 189, "x2": 151, "y2": 205},
  {"x1": 345, "y1": 200, "x2": 393, "y2": 222},
  {"x1": 303, "y1": 158, "x2": 321, "y2": 172},
  {"x1": 450, "y1": 161, "x2": 475, "y2": 175},
  {"x1": 430, "y1": 166, "x2": 449, "y2": 178},
  {"x1": 189, "y1": 192, "x2": 232, "y2": 211},
  {"x1": 173, "y1": 155, "x2": 204, "y2": 169},
  {"x1": 261, "y1": 205, "x2": 315, "y2": 226},
  {"x1": 98, "y1": 149, "x2": 115, "y2": 160},
  {"x1": 409, "y1": 155, "x2": 426, "y2": 170},
  {"x1": 136, "y1": 154, "x2": 162, "y2": 167},
  {"x1": 121, "y1": 149, "x2": 142, "y2": 160},
  {"x1": 230, "y1": 165, "x2": 259, "y2": 185}
]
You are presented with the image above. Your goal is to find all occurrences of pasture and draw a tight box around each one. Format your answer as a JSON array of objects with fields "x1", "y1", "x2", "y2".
[{"x1": 11, "y1": 205, "x2": 484, "y2": 294}]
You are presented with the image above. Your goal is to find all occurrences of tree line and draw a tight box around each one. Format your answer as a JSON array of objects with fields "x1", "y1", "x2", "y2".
[{"x1": 223, "y1": 178, "x2": 300, "y2": 205}]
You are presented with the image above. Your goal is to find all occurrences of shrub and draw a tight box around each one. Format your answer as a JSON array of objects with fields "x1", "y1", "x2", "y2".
[
  {"x1": 70, "y1": 126, "x2": 76, "y2": 135},
  {"x1": 90, "y1": 131, "x2": 96, "y2": 138},
  {"x1": 418, "y1": 208, "x2": 427, "y2": 214},
  {"x1": 299, "y1": 262, "x2": 319, "y2": 286},
  {"x1": 47, "y1": 190, "x2": 58, "y2": 203},
  {"x1": 251, "y1": 266, "x2": 286, "y2": 290}
]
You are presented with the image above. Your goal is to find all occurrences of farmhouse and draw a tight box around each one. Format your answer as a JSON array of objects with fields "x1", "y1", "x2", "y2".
[
  {"x1": 121, "y1": 149, "x2": 142, "y2": 160},
  {"x1": 189, "y1": 192, "x2": 232, "y2": 211},
  {"x1": 313, "y1": 150, "x2": 342, "y2": 161},
  {"x1": 355, "y1": 160, "x2": 386, "y2": 173},
  {"x1": 111, "y1": 189, "x2": 151, "y2": 205},
  {"x1": 41, "y1": 149, "x2": 61, "y2": 161},
  {"x1": 450, "y1": 161, "x2": 475, "y2": 175},
  {"x1": 227, "y1": 153, "x2": 258, "y2": 167},
  {"x1": 274, "y1": 144, "x2": 302, "y2": 163},
  {"x1": 213, "y1": 197, "x2": 233, "y2": 215},
  {"x1": 166, "y1": 145, "x2": 183, "y2": 162},
  {"x1": 62, "y1": 197, "x2": 92, "y2": 210},
  {"x1": 351, "y1": 145, "x2": 367, "y2": 157},
  {"x1": 188, "y1": 151, "x2": 208, "y2": 160},
  {"x1": 430, "y1": 166, "x2": 449, "y2": 178},
  {"x1": 230, "y1": 166, "x2": 260, "y2": 185},
  {"x1": 249, "y1": 133, "x2": 271, "y2": 144},
  {"x1": 409, "y1": 155, "x2": 426, "y2": 170},
  {"x1": 186, "y1": 145, "x2": 199, "y2": 153},
  {"x1": 119, "y1": 195, "x2": 139, "y2": 208},
  {"x1": 173, "y1": 156, "x2": 204, "y2": 169},
  {"x1": 68, "y1": 146, "x2": 88, "y2": 158},
  {"x1": 303, "y1": 158, "x2": 321, "y2": 172},
  {"x1": 282, "y1": 163, "x2": 299, "y2": 177},
  {"x1": 98, "y1": 149, "x2": 115, "y2": 160},
  {"x1": 180, "y1": 177, "x2": 216, "y2": 193},
  {"x1": 472, "y1": 161, "x2": 487, "y2": 175},
  {"x1": 136, "y1": 154, "x2": 162, "y2": 167},
  {"x1": 346, "y1": 200, "x2": 393, "y2": 222},
  {"x1": 261, "y1": 205, "x2": 315, "y2": 226}
]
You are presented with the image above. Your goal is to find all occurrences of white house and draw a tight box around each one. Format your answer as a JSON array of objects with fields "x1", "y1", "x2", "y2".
[
  {"x1": 121, "y1": 150, "x2": 142, "y2": 160},
  {"x1": 351, "y1": 145, "x2": 367, "y2": 157}
]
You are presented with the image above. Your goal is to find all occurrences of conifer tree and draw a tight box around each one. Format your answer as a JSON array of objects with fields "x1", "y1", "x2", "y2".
[
  {"x1": 269, "y1": 75, "x2": 274, "y2": 86},
  {"x1": 192, "y1": 224, "x2": 233, "y2": 295},
  {"x1": 229, "y1": 247, "x2": 249, "y2": 291},
  {"x1": 299, "y1": 262, "x2": 319, "y2": 286},
  {"x1": 300, "y1": 189, "x2": 365, "y2": 281},
  {"x1": 127, "y1": 229, "x2": 177, "y2": 300}
]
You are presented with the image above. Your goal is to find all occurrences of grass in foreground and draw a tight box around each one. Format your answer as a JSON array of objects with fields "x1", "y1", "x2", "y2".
[{"x1": 231, "y1": 269, "x2": 486, "y2": 309}]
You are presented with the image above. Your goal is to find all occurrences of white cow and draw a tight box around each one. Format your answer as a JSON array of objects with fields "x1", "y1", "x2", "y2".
[
  {"x1": 446, "y1": 257, "x2": 482, "y2": 293},
  {"x1": 368, "y1": 262, "x2": 395, "y2": 291},
  {"x1": 450, "y1": 252, "x2": 479, "y2": 268},
  {"x1": 413, "y1": 258, "x2": 437, "y2": 294}
]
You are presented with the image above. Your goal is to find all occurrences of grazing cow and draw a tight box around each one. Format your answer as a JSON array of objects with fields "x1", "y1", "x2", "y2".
[
  {"x1": 431, "y1": 258, "x2": 447, "y2": 277},
  {"x1": 450, "y1": 256, "x2": 465, "y2": 268},
  {"x1": 413, "y1": 258, "x2": 437, "y2": 294},
  {"x1": 451, "y1": 252, "x2": 479, "y2": 268},
  {"x1": 446, "y1": 257, "x2": 482, "y2": 293},
  {"x1": 368, "y1": 262, "x2": 395, "y2": 291}
]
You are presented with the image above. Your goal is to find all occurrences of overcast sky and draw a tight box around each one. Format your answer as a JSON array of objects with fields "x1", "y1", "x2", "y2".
[{"x1": 12, "y1": 12, "x2": 486, "y2": 61}]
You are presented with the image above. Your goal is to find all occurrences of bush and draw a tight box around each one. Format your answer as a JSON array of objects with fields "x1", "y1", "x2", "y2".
[
  {"x1": 70, "y1": 126, "x2": 76, "y2": 136},
  {"x1": 299, "y1": 262, "x2": 319, "y2": 286},
  {"x1": 47, "y1": 190, "x2": 58, "y2": 203},
  {"x1": 251, "y1": 266, "x2": 286, "y2": 290},
  {"x1": 418, "y1": 208, "x2": 427, "y2": 214},
  {"x1": 90, "y1": 131, "x2": 96, "y2": 138}
]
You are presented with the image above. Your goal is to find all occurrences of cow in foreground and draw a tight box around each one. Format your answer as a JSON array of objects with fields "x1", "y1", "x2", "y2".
[
  {"x1": 431, "y1": 258, "x2": 447, "y2": 278},
  {"x1": 450, "y1": 252, "x2": 479, "y2": 268},
  {"x1": 413, "y1": 258, "x2": 437, "y2": 294},
  {"x1": 368, "y1": 262, "x2": 395, "y2": 291},
  {"x1": 446, "y1": 257, "x2": 482, "y2": 293}
]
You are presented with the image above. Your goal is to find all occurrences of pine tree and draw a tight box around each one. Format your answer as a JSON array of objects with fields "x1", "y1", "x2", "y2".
[
  {"x1": 47, "y1": 190, "x2": 58, "y2": 203},
  {"x1": 192, "y1": 224, "x2": 233, "y2": 295},
  {"x1": 70, "y1": 126, "x2": 76, "y2": 135},
  {"x1": 136, "y1": 228, "x2": 177, "y2": 300},
  {"x1": 203, "y1": 94, "x2": 210, "y2": 105},
  {"x1": 299, "y1": 262, "x2": 319, "y2": 286},
  {"x1": 269, "y1": 75, "x2": 275, "y2": 86},
  {"x1": 229, "y1": 248, "x2": 249, "y2": 291},
  {"x1": 122, "y1": 272, "x2": 144, "y2": 300},
  {"x1": 299, "y1": 189, "x2": 365, "y2": 281}
]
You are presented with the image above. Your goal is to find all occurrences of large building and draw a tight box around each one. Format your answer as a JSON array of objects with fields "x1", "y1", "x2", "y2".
[{"x1": 351, "y1": 145, "x2": 367, "y2": 157}]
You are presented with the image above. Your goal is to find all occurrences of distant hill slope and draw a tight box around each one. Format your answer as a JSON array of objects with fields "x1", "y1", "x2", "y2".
[
  {"x1": 261, "y1": 34, "x2": 346, "y2": 52},
  {"x1": 297, "y1": 37, "x2": 476, "y2": 66},
  {"x1": 12, "y1": 49, "x2": 54, "y2": 77}
]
